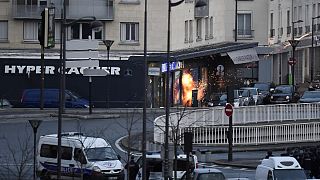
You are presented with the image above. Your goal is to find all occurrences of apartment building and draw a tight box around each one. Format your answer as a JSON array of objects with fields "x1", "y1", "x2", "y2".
[
  {"x1": 268, "y1": 0, "x2": 320, "y2": 85},
  {"x1": 0, "y1": 0, "x2": 269, "y2": 107}
]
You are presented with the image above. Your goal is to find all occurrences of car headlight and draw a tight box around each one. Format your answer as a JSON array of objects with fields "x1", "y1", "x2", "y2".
[
  {"x1": 244, "y1": 97, "x2": 249, "y2": 101},
  {"x1": 270, "y1": 96, "x2": 273, "y2": 99},
  {"x1": 84, "y1": 104, "x2": 89, "y2": 108},
  {"x1": 93, "y1": 166, "x2": 101, "y2": 172},
  {"x1": 286, "y1": 96, "x2": 290, "y2": 100}
]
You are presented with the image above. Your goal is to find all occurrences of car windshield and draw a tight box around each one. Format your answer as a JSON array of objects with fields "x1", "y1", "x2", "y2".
[
  {"x1": 273, "y1": 169, "x2": 307, "y2": 180},
  {"x1": 274, "y1": 86, "x2": 292, "y2": 94},
  {"x1": 197, "y1": 173, "x2": 225, "y2": 180},
  {"x1": 302, "y1": 91, "x2": 320, "y2": 98},
  {"x1": 85, "y1": 147, "x2": 118, "y2": 161},
  {"x1": 220, "y1": 94, "x2": 227, "y2": 101},
  {"x1": 254, "y1": 83, "x2": 270, "y2": 91},
  {"x1": 66, "y1": 90, "x2": 82, "y2": 99}
]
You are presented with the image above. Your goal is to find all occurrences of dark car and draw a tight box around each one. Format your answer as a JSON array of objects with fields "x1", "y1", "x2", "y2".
[
  {"x1": 252, "y1": 82, "x2": 273, "y2": 104},
  {"x1": 270, "y1": 85, "x2": 300, "y2": 104},
  {"x1": 0, "y1": 99, "x2": 12, "y2": 108},
  {"x1": 299, "y1": 90, "x2": 320, "y2": 103},
  {"x1": 205, "y1": 93, "x2": 225, "y2": 107}
]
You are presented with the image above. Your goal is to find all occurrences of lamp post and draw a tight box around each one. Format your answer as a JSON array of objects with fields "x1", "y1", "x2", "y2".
[
  {"x1": 311, "y1": 16, "x2": 320, "y2": 82},
  {"x1": 58, "y1": 2, "x2": 102, "y2": 177},
  {"x1": 28, "y1": 120, "x2": 42, "y2": 180},
  {"x1": 103, "y1": 40, "x2": 114, "y2": 109},
  {"x1": 165, "y1": 0, "x2": 207, "y2": 179},
  {"x1": 288, "y1": 20, "x2": 303, "y2": 85}
]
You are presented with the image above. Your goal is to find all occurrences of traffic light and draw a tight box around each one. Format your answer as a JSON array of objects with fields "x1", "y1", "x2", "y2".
[{"x1": 38, "y1": 7, "x2": 55, "y2": 48}]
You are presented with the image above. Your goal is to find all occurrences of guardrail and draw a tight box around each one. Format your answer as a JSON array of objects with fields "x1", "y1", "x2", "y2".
[{"x1": 154, "y1": 103, "x2": 320, "y2": 145}]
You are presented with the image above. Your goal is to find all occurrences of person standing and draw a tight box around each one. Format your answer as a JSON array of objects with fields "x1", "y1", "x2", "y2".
[{"x1": 125, "y1": 156, "x2": 139, "y2": 180}]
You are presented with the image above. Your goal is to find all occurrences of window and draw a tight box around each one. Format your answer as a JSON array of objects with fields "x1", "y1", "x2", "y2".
[
  {"x1": 184, "y1": 20, "x2": 188, "y2": 43},
  {"x1": 74, "y1": 148, "x2": 87, "y2": 164},
  {"x1": 189, "y1": 20, "x2": 193, "y2": 42},
  {"x1": 61, "y1": 146, "x2": 72, "y2": 160},
  {"x1": 40, "y1": 144, "x2": 57, "y2": 158},
  {"x1": 204, "y1": 17, "x2": 209, "y2": 39},
  {"x1": 70, "y1": 22, "x2": 103, "y2": 40},
  {"x1": 270, "y1": 13, "x2": 274, "y2": 38},
  {"x1": 237, "y1": 13, "x2": 252, "y2": 36},
  {"x1": 196, "y1": 18, "x2": 202, "y2": 41},
  {"x1": 23, "y1": 21, "x2": 39, "y2": 41},
  {"x1": 0, "y1": 21, "x2": 8, "y2": 41},
  {"x1": 120, "y1": 22, "x2": 139, "y2": 42},
  {"x1": 210, "y1": 16, "x2": 213, "y2": 38}
]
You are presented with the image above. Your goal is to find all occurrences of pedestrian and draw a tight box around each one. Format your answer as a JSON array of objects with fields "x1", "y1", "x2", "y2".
[
  {"x1": 125, "y1": 156, "x2": 139, "y2": 180},
  {"x1": 265, "y1": 150, "x2": 273, "y2": 159}
]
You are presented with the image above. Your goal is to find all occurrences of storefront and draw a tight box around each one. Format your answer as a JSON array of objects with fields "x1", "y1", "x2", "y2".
[{"x1": 142, "y1": 42, "x2": 260, "y2": 108}]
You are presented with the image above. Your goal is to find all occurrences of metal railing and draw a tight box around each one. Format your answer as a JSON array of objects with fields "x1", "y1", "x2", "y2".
[{"x1": 154, "y1": 103, "x2": 320, "y2": 145}]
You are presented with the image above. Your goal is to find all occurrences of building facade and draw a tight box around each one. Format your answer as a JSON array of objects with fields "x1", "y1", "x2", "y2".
[
  {"x1": 268, "y1": 0, "x2": 320, "y2": 85},
  {"x1": 0, "y1": 0, "x2": 272, "y2": 108}
]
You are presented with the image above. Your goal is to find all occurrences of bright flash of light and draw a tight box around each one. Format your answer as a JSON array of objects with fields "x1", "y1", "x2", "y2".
[{"x1": 182, "y1": 71, "x2": 194, "y2": 106}]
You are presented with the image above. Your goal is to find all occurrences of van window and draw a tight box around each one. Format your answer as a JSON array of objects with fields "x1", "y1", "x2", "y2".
[
  {"x1": 74, "y1": 148, "x2": 87, "y2": 164},
  {"x1": 61, "y1": 146, "x2": 72, "y2": 160},
  {"x1": 24, "y1": 91, "x2": 39, "y2": 101},
  {"x1": 40, "y1": 144, "x2": 57, "y2": 158},
  {"x1": 40, "y1": 144, "x2": 73, "y2": 160},
  {"x1": 86, "y1": 147, "x2": 118, "y2": 161}
]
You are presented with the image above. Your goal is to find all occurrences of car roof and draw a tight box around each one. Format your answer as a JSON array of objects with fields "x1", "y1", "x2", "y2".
[
  {"x1": 41, "y1": 132, "x2": 110, "y2": 148},
  {"x1": 193, "y1": 168, "x2": 223, "y2": 173}
]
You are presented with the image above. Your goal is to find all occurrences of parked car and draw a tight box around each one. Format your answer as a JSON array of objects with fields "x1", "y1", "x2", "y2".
[
  {"x1": 136, "y1": 152, "x2": 198, "y2": 180},
  {"x1": 218, "y1": 94, "x2": 227, "y2": 106},
  {"x1": 234, "y1": 89, "x2": 255, "y2": 107},
  {"x1": 0, "y1": 99, "x2": 12, "y2": 108},
  {"x1": 20, "y1": 88, "x2": 89, "y2": 108},
  {"x1": 270, "y1": 85, "x2": 300, "y2": 104},
  {"x1": 205, "y1": 93, "x2": 225, "y2": 107},
  {"x1": 240, "y1": 87, "x2": 264, "y2": 105},
  {"x1": 255, "y1": 156, "x2": 306, "y2": 180},
  {"x1": 181, "y1": 168, "x2": 226, "y2": 180},
  {"x1": 298, "y1": 90, "x2": 320, "y2": 103},
  {"x1": 252, "y1": 82, "x2": 274, "y2": 104}
]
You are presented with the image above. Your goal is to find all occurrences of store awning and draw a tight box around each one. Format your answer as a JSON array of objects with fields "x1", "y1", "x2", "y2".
[{"x1": 227, "y1": 48, "x2": 259, "y2": 64}]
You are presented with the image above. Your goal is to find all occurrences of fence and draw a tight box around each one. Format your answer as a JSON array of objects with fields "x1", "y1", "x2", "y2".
[{"x1": 153, "y1": 103, "x2": 320, "y2": 145}]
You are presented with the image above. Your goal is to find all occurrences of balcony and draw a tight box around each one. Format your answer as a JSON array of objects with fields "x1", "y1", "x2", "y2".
[
  {"x1": 270, "y1": 29, "x2": 275, "y2": 38},
  {"x1": 305, "y1": 25, "x2": 310, "y2": 33},
  {"x1": 287, "y1": 26, "x2": 291, "y2": 35},
  {"x1": 12, "y1": 0, "x2": 114, "y2": 20},
  {"x1": 298, "y1": 27, "x2": 303, "y2": 35},
  {"x1": 233, "y1": 29, "x2": 254, "y2": 39}
]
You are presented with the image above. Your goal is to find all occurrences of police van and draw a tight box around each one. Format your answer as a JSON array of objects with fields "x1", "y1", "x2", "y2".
[
  {"x1": 37, "y1": 132, "x2": 124, "y2": 180},
  {"x1": 255, "y1": 156, "x2": 307, "y2": 180}
]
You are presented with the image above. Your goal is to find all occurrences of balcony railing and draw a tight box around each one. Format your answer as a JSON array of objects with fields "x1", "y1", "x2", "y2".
[
  {"x1": 270, "y1": 29, "x2": 275, "y2": 38},
  {"x1": 305, "y1": 25, "x2": 310, "y2": 33},
  {"x1": 233, "y1": 29, "x2": 254, "y2": 39},
  {"x1": 12, "y1": 0, "x2": 114, "y2": 20},
  {"x1": 298, "y1": 27, "x2": 303, "y2": 35},
  {"x1": 287, "y1": 26, "x2": 291, "y2": 35}
]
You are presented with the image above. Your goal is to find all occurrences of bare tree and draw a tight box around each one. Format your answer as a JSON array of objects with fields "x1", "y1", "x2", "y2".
[{"x1": 0, "y1": 125, "x2": 33, "y2": 180}]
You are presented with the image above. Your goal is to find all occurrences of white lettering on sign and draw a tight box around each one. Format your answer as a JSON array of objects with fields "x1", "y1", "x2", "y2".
[{"x1": 4, "y1": 65, "x2": 121, "y2": 76}]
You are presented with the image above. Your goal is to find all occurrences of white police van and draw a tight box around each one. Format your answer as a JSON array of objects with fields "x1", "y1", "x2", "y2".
[
  {"x1": 37, "y1": 132, "x2": 124, "y2": 180},
  {"x1": 255, "y1": 156, "x2": 307, "y2": 180}
]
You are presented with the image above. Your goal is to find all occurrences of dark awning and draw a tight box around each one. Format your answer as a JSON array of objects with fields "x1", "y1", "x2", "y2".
[{"x1": 171, "y1": 41, "x2": 258, "y2": 61}]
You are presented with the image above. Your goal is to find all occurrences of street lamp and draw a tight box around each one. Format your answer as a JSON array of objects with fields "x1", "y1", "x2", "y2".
[
  {"x1": 311, "y1": 16, "x2": 320, "y2": 82},
  {"x1": 289, "y1": 19, "x2": 303, "y2": 85},
  {"x1": 164, "y1": 0, "x2": 207, "y2": 179},
  {"x1": 103, "y1": 40, "x2": 114, "y2": 109},
  {"x1": 28, "y1": 120, "x2": 42, "y2": 180},
  {"x1": 57, "y1": 1, "x2": 103, "y2": 177}
]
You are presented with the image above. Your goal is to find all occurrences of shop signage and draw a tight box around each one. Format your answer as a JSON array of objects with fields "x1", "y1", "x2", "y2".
[
  {"x1": 161, "y1": 61, "x2": 184, "y2": 72},
  {"x1": 148, "y1": 67, "x2": 161, "y2": 76},
  {"x1": 4, "y1": 65, "x2": 120, "y2": 76}
]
